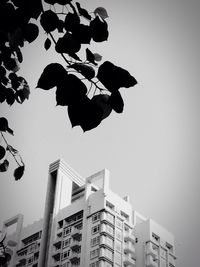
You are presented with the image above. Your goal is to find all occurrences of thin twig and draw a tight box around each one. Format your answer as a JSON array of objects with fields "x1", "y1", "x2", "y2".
[{"x1": 1, "y1": 132, "x2": 21, "y2": 167}]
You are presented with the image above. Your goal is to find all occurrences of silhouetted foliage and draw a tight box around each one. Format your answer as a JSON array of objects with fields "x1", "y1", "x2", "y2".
[{"x1": 0, "y1": 0, "x2": 138, "y2": 180}]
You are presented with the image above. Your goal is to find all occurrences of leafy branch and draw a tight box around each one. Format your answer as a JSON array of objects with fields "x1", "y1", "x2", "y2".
[{"x1": 0, "y1": 0, "x2": 138, "y2": 180}]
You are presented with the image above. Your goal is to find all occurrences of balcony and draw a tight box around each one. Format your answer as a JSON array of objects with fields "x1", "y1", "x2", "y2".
[
  {"x1": 168, "y1": 253, "x2": 176, "y2": 267},
  {"x1": 52, "y1": 250, "x2": 61, "y2": 261},
  {"x1": 124, "y1": 241, "x2": 136, "y2": 256},
  {"x1": 69, "y1": 252, "x2": 80, "y2": 263},
  {"x1": 146, "y1": 255, "x2": 158, "y2": 267},
  {"x1": 123, "y1": 253, "x2": 136, "y2": 266},
  {"x1": 71, "y1": 240, "x2": 81, "y2": 251},
  {"x1": 71, "y1": 228, "x2": 82, "y2": 239},
  {"x1": 146, "y1": 242, "x2": 158, "y2": 259},
  {"x1": 124, "y1": 232, "x2": 136, "y2": 243}
]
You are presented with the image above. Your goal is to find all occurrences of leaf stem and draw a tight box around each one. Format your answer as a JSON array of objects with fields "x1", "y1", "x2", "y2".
[{"x1": 0, "y1": 132, "x2": 21, "y2": 167}]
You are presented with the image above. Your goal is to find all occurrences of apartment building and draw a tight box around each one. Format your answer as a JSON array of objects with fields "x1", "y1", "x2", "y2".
[{"x1": 1, "y1": 159, "x2": 176, "y2": 267}]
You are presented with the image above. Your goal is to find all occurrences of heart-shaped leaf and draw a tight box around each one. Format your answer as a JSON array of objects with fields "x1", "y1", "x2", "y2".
[
  {"x1": 37, "y1": 63, "x2": 67, "y2": 90},
  {"x1": 109, "y1": 91, "x2": 124, "y2": 113},
  {"x1": 0, "y1": 159, "x2": 9, "y2": 172},
  {"x1": 94, "y1": 7, "x2": 109, "y2": 19},
  {"x1": 0, "y1": 146, "x2": 6, "y2": 160},
  {"x1": 55, "y1": 33, "x2": 81, "y2": 54},
  {"x1": 56, "y1": 74, "x2": 87, "y2": 106},
  {"x1": 40, "y1": 10, "x2": 59, "y2": 33},
  {"x1": 90, "y1": 16, "x2": 109, "y2": 42},
  {"x1": 14, "y1": 165, "x2": 25, "y2": 180},
  {"x1": 23, "y1": 23, "x2": 39, "y2": 43},
  {"x1": 97, "y1": 61, "x2": 137, "y2": 92},
  {"x1": 0, "y1": 117, "x2": 14, "y2": 135},
  {"x1": 91, "y1": 94, "x2": 112, "y2": 119},
  {"x1": 68, "y1": 96, "x2": 103, "y2": 131}
]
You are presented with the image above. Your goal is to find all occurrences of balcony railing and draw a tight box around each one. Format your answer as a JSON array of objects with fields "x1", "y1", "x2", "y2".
[
  {"x1": 146, "y1": 255, "x2": 158, "y2": 267},
  {"x1": 69, "y1": 252, "x2": 80, "y2": 263},
  {"x1": 124, "y1": 241, "x2": 136, "y2": 256},
  {"x1": 123, "y1": 253, "x2": 136, "y2": 267},
  {"x1": 146, "y1": 242, "x2": 158, "y2": 259},
  {"x1": 124, "y1": 232, "x2": 136, "y2": 243},
  {"x1": 71, "y1": 228, "x2": 82, "y2": 238},
  {"x1": 71, "y1": 239, "x2": 81, "y2": 250}
]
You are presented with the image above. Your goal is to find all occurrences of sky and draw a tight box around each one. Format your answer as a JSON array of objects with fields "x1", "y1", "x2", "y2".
[{"x1": 0, "y1": 0, "x2": 200, "y2": 266}]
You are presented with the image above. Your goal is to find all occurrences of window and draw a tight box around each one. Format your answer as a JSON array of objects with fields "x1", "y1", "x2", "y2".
[
  {"x1": 62, "y1": 250, "x2": 70, "y2": 260},
  {"x1": 92, "y1": 224, "x2": 100, "y2": 235},
  {"x1": 115, "y1": 229, "x2": 122, "y2": 240},
  {"x1": 120, "y1": 211, "x2": 129, "y2": 222},
  {"x1": 152, "y1": 232, "x2": 160, "y2": 242},
  {"x1": 106, "y1": 213, "x2": 114, "y2": 224},
  {"x1": 27, "y1": 255, "x2": 34, "y2": 265},
  {"x1": 106, "y1": 201, "x2": 115, "y2": 210},
  {"x1": 90, "y1": 248, "x2": 99, "y2": 259},
  {"x1": 115, "y1": 251, "x2": 122, "y2": 265},
  {"x1": 115, "y1": 240, "x2": 122, "y2": 252},
  {"x1": 116, "y1": 218, "x2": 123, "y2": 229},
  {"x1": 63, "y1": 238, "x2": 71, "y2": 248},
  {"x1": 92, "y1": 212, "x2": 101, "y2": 223},
  {"x1": 166, "y1": 242, "x2": 173, "y2": 253},
  {"x1": 91, "y1": 236, "x2": 100, "y2": 247},
  {"x1": 90, "y1": 261, "x2": 99, "y2": 267},
  {"x1": 100, "y1": 248, "x2": 113, "y2": 261},
  {"x1": 106, "y1": 224, "x2": 114, "y2": 236},
  {"x1": 74, "y1": 222, "x2": 82, "y2": 230},
  {"x1": 63, "y1": 227, "x2": 71, "y2": 237}
]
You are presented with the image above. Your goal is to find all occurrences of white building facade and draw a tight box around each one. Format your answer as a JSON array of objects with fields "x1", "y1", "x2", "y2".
[{"x1": 1, "y1": 159, "x2": 176, "y2": 267}]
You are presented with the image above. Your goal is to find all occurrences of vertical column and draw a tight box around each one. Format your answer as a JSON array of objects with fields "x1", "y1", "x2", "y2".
[{"x1": 38, "y1": 159, "x2": 84, "y2": 267}]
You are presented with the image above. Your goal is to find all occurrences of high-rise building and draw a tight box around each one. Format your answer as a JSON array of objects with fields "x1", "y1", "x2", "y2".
[{"x1": 1, "y1": 159, "x2": 176, "y2": 267}]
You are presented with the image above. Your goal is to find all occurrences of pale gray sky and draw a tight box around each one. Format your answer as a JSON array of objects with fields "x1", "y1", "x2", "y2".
[{"x1": 0, "y1": 1, "x2": 200, "y2": 266}]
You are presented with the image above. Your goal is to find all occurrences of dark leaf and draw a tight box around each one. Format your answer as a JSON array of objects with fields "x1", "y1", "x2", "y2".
[
  {"x1": 9, "y1": 72, "x2": 20, "y2": 90},
  {"x1": 1, "y1": 76, "x2": 9, "y2": 85},
  {"x1": 64, "y1": 12, "x2": 80, "y2": 32},
  {"x1": 68, "y1": 63, "x2": 95, "y2": 80},
  {"x1": 86, "y1": 48, "x2": 97, "y2": 65},
  {"x1": 97, "y1": 61, "x2": 137, "y2": 92},
  {"x1": 0, "y1": 83, "x2": 7, "y2": 103},
  {"x1": 16, "y1": 85, "x2": 30, "y2": 103},
  {"x1": 91, "y1": 94, "x2": 112, "y2": 119},
  {"x1": 0, "y1": 159, "x2": 9, "y2": 172},
  {"x1": 23, "y1": 23, "x2": 39, "y2": 43},
  {"x1": 109, "y1": 91, "x2": 124, "y2": 113},
  {"x1": 37, "y1": 63, "x2": 67, "y2": 90},
  {"x1": 57, "y1": 19, "x2": 64, "y2": 33},
  {"x1": 15, "y1": 47, "x2": 23, "y2": 63},
  {"x1": 3, "y1": 58, "x2": 19, "y2": 72},
  {"x1": 0, "y1": 117, "x2": 14, "y2": 135},
  {"x1": 68, "y1": 97, "x2": 103, "y2": 131},
  {"x1": 0, "y1": 66, "x2": 6, "y2": 78},
  {"x1": 14, "y1": 165, "x2": 25, "y2": 180},
  {"x1": 55, "y1": 33, "x2": 81, "y2": 55},
  {"x1": 90, "y1": 16, "x2": 109, "y2": 42},
  {"x1": 56, "y1": 74, "x2": 87, "y2": 106},
  {"x1": 94, "y1": 53, "x2": 102, "y2": 62},
  {"x1": 56, "y1": 0, "x2": 72, "y2": 4},
  {"x1": 44, "y1": 38, "x2": 51, "y2": 50},
  {"x1": 76, "y1": 2, "x2": 91, "y2": 20},
  {"x1": 0, "y1": 145, "x2": 6, "y2": 160},
  {"x1": 6, "y1": 88, "x2": 15, "y2": 106},
  {"x1": 40, "y1": 10, "x2": 59, "y2": 33},
  {"x1": 94, "y1": 7, "x2": 109, "y2": 19},
  {"x1": 68, "y1": 53, "x2": 82, "y2": 61},
  {"x1": 72, "y1": 24, "x2": 91, "y2": 44}
]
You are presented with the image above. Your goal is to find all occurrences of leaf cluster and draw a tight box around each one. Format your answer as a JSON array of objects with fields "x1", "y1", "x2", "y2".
[
  {"x1": 0, "y1": 0, "x2": 138, "y2": 180},
  {"x1": 0, "y1": 117, "x2": 25, "y2": 180}
]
